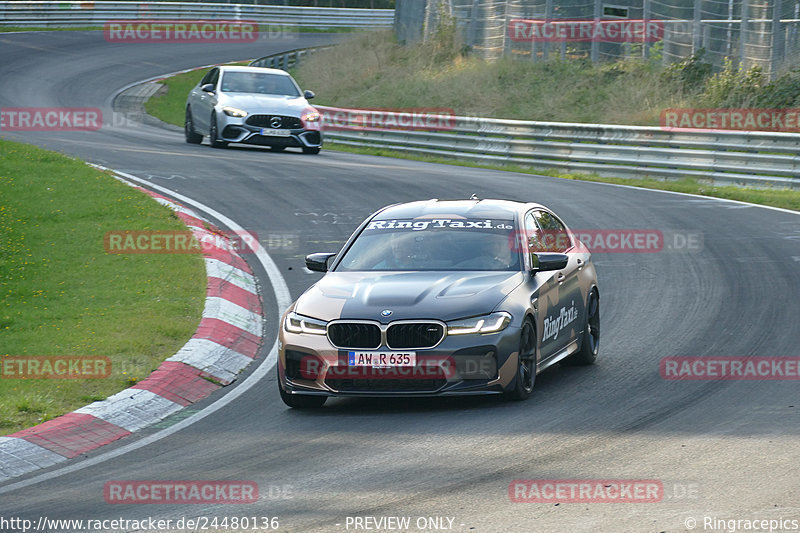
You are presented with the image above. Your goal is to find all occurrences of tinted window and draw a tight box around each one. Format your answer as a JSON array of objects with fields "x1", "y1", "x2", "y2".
[
  {"x1": 531, "y1": 210, "x2": 572, "y2": 253},
  {"x1": 524, "y1": 213, "x2": 546, "y2": 254},
  {"x1": 220, "y1": 72, "x2": 300, "y2": 96},
  {"x1": 335, "y1": 217, "x2": 520, "y2": 271},
  {"x1": 200, "y1": 68, "x2": 218, "y2": 86}
]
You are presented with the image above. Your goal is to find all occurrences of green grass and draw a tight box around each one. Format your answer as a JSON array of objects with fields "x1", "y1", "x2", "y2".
[
  {"x1": 0, "y1": 139, "x2": 206, "y2": 434},
  {"x1": 144, "y1": 61, "x2": 250, "y2": 126}
]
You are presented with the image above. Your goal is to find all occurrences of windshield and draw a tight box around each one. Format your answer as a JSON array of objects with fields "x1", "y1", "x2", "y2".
[
  {"x1": 220, "y1": 72, "x2": 301, "y2": 96},
  {"x1": 335, "y1": 217, "x2": 520, "y2": 271}
]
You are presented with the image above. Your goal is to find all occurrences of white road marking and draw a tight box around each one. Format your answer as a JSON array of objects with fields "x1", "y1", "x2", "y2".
[
  {"x1": 585, "y1": 180, "x2": 800, "y2": 217},
  {"x1": 46, "y1": 137, "x2": 422, "y2": 170}
]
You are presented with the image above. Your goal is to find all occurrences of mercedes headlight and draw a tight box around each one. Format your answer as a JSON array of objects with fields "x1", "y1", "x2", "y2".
[
  {"x1": 222, "y1": 106, "x2": 248, "y2": 118},
  {"x1": 302, "y1": 111, "x2": 321, "y2": 123}
]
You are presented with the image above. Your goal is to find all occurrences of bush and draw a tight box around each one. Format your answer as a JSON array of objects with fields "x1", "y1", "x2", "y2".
[
  {"x1": 696, "y1": 57, "x2": 766, "y2": 107},
  {"x1": 661, "y1": 49, "x2": 713, "y2": 95},
  {"x1": 755, "y1": 69, "x2": 800, "y2": 108}
]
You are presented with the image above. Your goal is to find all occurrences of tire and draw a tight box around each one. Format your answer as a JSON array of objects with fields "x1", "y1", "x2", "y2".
[
  {"x1": 302, "y1": 146, "x2": 321, "y2": 155},
  {"x1": 563, "y1": 289, "x2": 599, "y2": 366},
  {"x1": 504, "y1": 318, "x2": 536, "y2": 401},
  {"x1": 278, "y1": 375, "x2": 327, "y2": 408},
  {"x1": 184, "y1": 107, "x2": 203, "y2": 144},
  {"x1": 209, "y1": 114, "x2": 228, "y2": 149}
]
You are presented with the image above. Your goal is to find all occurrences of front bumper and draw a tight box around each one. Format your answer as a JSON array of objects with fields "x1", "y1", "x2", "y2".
[
  {"x1": 278, "y1": 326, "x2": 522, "y2": 397},
  {"x1": 218, "y1": 115, "x2": 322, "y2": 148}
]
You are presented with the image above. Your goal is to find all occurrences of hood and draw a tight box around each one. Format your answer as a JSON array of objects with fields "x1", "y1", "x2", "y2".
[
  {"x1": 295, "y1": 271, "x2": 524, "y2": 323},
  {"x1": 219, "y1": 93, "x2": 310, "y2": 116}
]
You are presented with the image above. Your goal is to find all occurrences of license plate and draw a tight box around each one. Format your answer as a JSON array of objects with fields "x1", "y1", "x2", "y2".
[
  {"x1": 260, "y1": 128, "x2": 291, "y2": 137},
  {"x1": 348, "y1": 351, "x2": 416, "y2": 367}
]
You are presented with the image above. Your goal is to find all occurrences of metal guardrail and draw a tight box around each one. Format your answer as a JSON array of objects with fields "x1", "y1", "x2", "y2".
[
  {"x1": 249, "y1": 45, "x2": 333, "y2": 69},
  {"x1": 248, "y1": 46, "x2": 800, "y2": 188},
  {"x1": 0, "y1": 1, "x2": 394, "y2": 28},
  {"x1": 318, "y1": 109, "x2": 800, "y2": 188}
]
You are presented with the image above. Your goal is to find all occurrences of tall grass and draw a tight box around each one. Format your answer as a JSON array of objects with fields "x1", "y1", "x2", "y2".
[{"x1": 293, "y1": 30, "x2": 689, "y2": 125}]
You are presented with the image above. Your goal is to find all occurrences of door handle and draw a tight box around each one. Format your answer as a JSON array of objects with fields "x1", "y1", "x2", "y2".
[
  {"x1": 557, "y1": 273, "x2": 565, "y2": 283},
  {"x1": 576, "y1": 258, "x2": 584, "y2": 270}
]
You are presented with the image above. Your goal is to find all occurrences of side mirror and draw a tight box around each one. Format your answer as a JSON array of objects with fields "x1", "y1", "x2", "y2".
[
  {"x1": 201, "y1": 83, "x2": 216, "y2": 93},
  {"x1": 530, "y1": 252, "x2": 569, "y2": 273},
  {"x1": 303, "y1": 90, "x2": 315, "y2": 100},
  {"x1": 306, "y1": 252, "x2": 336, "y2": 273}
]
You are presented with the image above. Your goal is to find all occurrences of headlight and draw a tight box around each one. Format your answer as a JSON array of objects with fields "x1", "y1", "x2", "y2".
[
  {"x1": 302, "y1": 111, "x2": 320, "y2": 123},
  {"x1": 284, "y1": 312, "x2": 327, "y2": 335},
  {"x1": 222, "y1": 106, "x2": 248, "y2": 118},
  {"x1": 447, "y1": 312, "x2": 512, "y2": 335}
]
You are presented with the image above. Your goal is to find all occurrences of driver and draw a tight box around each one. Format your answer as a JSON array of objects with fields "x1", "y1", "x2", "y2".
[
  {"x1": 376, "y1": 232, "x2": 418, "y2": 270},
  {"x1": 457, "y1": 234, "x2": 513, "y2": 269}
]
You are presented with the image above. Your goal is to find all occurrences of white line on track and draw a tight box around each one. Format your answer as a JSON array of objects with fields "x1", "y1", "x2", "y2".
[
  {"x1": 588, "y1": 179, "x2": 800, "y2": 217},
  {"x1": 35, "y1": 137, "x2": 424, "y2": 170},
  {"x1": 0, "y1": 168, "x2": 291, "y2": 495}
]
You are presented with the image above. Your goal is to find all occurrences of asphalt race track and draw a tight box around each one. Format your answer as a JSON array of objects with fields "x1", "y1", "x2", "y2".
[{"x1": 1, "y1": 30, "x2": 800, "y2": 533}]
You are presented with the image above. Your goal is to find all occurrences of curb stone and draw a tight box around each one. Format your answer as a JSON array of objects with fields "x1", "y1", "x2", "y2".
[{"x1": 0, "y1": 180, "x2": 264, "y2": 483}]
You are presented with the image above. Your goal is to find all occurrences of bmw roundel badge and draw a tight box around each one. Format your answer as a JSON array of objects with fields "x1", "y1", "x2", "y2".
[{"x1": 381, "y1": 309, "x2": 393, "y2": 317}]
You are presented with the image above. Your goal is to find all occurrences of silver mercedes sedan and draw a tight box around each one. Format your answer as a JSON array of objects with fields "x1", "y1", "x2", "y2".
[{"x1": 184, "y1": 65, "x2": 322, "y2": 154}]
